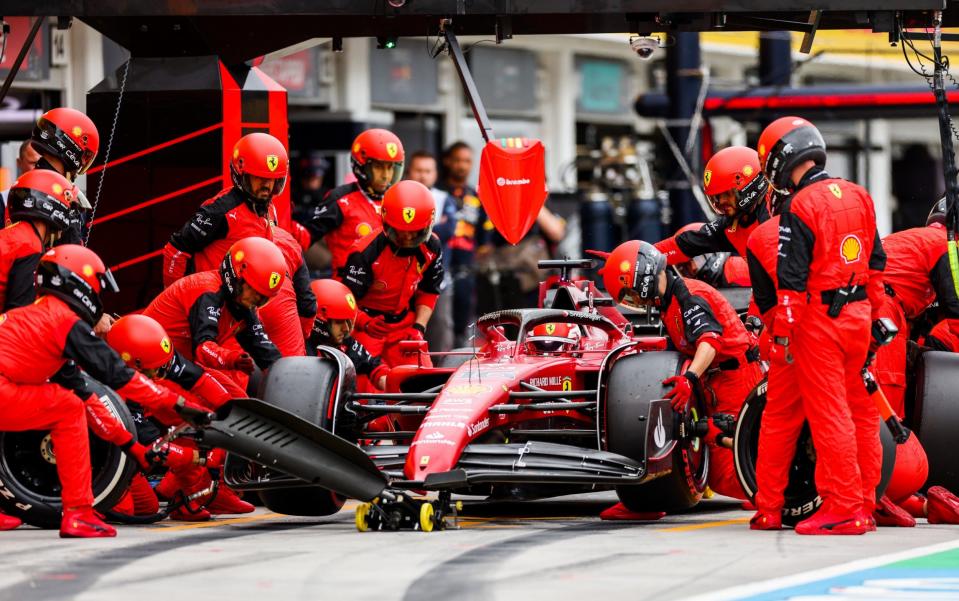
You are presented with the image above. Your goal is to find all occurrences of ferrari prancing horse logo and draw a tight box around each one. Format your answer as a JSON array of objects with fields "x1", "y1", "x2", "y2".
[
  {"x1": 402, "y1": 207, "x2": 416, "y2": 224},
  {"x1": 269, "y1": 272, "x2": 282, "y2": 289},
  {"x1": 386, "y1": 143, "x2": 399, "y2": 159},
  {"x1": 545, "y1": 323, "x2": 556, "y2": 335},
  {"x1": 346, "y1": 294, "x2": 356, "y2": 310},
  {"x1": 828, "y1": 183, "x2": 842, "y2": 199},
  {"x1": 160, "y1": 337, "x2": 172, "y2": 354},
  {"x1": 703, "y1": 170, "x2": 712, "y2": 188},
  {"x1": 266, "y1": 154, "x2": 279, "y2": 172}
]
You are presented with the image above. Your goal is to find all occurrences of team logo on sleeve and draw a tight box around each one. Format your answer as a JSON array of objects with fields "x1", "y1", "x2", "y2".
[
  {"x1": 160, "y1": 337, "x2": 172, "y2": 354},
  {"x1": 840, "y1": 234, "x2": 862, "y2": 264},
  {"x1": 266, "y1": 155, "x2": 279, "y2": 172},
  {"x1": 356, "y1": 223, "x2": 372, "y2": 237},
  {"x1": 828, "y1": 183, "x2": 843, "y2": 199},
  {"x1": 269, "y1": 272, "x2": 282, "y2": 289},
  {"x1": 703, "y1": 170, "x2": 712, "y2": 187},
  {"x1": 386, "y1": 143, "x2": 399, "y2": 159},
  {"x1": 402, "y1": 207, "x2": 416, "y2": 224}
]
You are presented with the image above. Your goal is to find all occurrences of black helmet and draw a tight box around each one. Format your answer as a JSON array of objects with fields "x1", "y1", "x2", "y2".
[
  {"x1": 758, "y1": 116, "x2": 827, "y2": 193},
  {"x1": 927, "y1": 196, "x2": 948, "y2": 227}
]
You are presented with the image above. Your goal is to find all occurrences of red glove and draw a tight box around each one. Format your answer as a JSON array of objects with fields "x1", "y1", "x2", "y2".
[
  {"x1": 190, "y1": 372, "x2": 232, "y2": 409},
  {"x1": 410, "y1": 323, "x2": 427, "y2": 342},
  {"x1": 364, "y1": 316, "x2": 390, "y2": 338},
  {"x1": 155, "y1": 441, "x2": 198, "y2": 470},
  {"x1": 662, "y1": 371, "x2": 698, "y2": 411},
  {"x1": 161, "y1": 242, "x2": 192, "y2": 288},
  {"x1": 203, "y1": 448, "x2": 227, "y2": 469},
  {"x1": 83, "y1": 393, "x2": 134, "y2": 447},
  {"x1": 197, "y1": 341, "x2": 255, "y2": 373},
  {"x1": 773, "y1": 290, "x2": 806, "y2": 341},
  {"x1": 121, "y1": 440, "x2": 155, "y2": 471}
]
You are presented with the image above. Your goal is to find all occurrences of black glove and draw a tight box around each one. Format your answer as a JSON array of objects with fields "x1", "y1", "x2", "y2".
[
  {"x1": 174, "y1": 397, "x2": 215, "y2": 428},
  {"x1": 710, "y1": 413, "x2": 737, "y2": 445},
  {"x1": 744, "y1": 315, "x2": 764, "y2": 335}
]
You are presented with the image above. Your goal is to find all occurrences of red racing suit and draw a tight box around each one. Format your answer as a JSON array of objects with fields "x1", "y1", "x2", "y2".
[
  {"x1": 0, "y1": 296, "x2": 183, "y2": 510},
  {"x1": 776, "y1": 168, "x2": 886, "y2": 515},
  {"x1": 660, "y1": 275, "x2": 763, "y2": 500},
  {"x1": 304, "y1": 183, "x2": 382, "y2": 273},
  {"x1": 162, "y1": 188, "x2": 279, "y2": 286},
  {"x1": 873, "y1": 225, "x2": 959, "y2": 415},
  {"x1": 655, "y1": 202, "x2": 771, "y2": 264},
  {"x1": 0, "y1": 221, "x2": 43, "y2": 311},
  {"x1": 339, "y1": 232, "x2": 444, "y2": 368},
  {"x1": 142, "y1": 271, "x2": 282, "y2": 390},
  {"x1": 926, "y1": 318, "x2": 959, "y2": 352}
]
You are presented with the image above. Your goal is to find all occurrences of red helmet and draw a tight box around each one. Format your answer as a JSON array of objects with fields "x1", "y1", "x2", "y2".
[
  {"x1": 7, "y1": 169, "x2": 77, "y2": 232},
  {"x1": 36, "y1": 244, "x2": 118, "y2": 325},
  {"x1": 107, "y1": 315, "x2": 175, "y2": 373},
  {"x1": 220, "y1": 237, "x2": 287, "y2": 300},
  {"x1": 31, "y1": 108, "x2": 99, "y2": 179},
  {"x1": 597, "y1": 240, "x2": 666, "y2": 308},
  {"x1": 311, "y1": 279, "x2": 358, "y2": 322},
  {"x1": 703, "y1": 146, "x2": 768, "y2": 216},
  {"x1": 230, "y1": 133, "x2": 289, "y2": 210},
  {"x1": 351, "y1": 129, "x2": 404, "y2": 200},
  {"x1": 527, "y1": 322, "x2": 580, "y2": 354},
  {"x1": 757, "y1": 116, "x2": 826, "y2": 193},
  {"x1": 381, "y1": 180, "x2": 435, "y2": 248}
]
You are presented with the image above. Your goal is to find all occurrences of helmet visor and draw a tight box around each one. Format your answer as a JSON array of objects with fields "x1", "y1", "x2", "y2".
[{"x1": 385, "y1": 223, "x2": 432, "y2": 249}]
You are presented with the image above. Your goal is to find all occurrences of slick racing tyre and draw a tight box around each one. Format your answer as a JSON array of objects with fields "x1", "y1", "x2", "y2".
[
  {"x1": 914, "y1": 351, "x2": 959, "y2": 493},
  {"x1": 0, "y1": 376, "x2": 137, "y2": 529},
  {"x1": 436, "y1": 348, "x2": 478, "y2": 370},
  {"x1": 257, "y1": 356, "x2": 348, "y2": 517},
  {"x1": 606, "y1": 351, "x2": 708, "y2": 513},
  {"x1": 734, "y1": 382, "x2": 897, "y2": 526}
]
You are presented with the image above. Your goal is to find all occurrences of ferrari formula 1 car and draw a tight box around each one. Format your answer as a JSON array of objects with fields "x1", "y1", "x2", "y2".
[{"x1": 225, "y1": 259, "x2": 717, "y2": 530}]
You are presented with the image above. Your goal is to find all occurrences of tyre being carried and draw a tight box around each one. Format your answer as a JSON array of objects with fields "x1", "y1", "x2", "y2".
[
  {"x1": 733, "y1": 380, "x2": 897, "y2": 526},
  {"x1": 0, "y1": 376, "x2": 137, "y2": 529}
]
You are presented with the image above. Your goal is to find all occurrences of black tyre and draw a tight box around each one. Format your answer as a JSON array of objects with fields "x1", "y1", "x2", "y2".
[
  {"x1": 914, "y1": 351, "x2": 959, "y2": 492},
  {"x1": 734, "y1": 382, "x2": 897, "y2": 526},
  {"x1": 606, "y1": 351, "x2": 708, "y2": 513},
  {"x1": 436, "y1": 348, "x2": 478, "y2": 370},
  {"x1": 0, "y1": 377, "x2": 137, "y2": 529},
  {"x1": 256, "y1": 356, "x2": 349, "y2": 516}
]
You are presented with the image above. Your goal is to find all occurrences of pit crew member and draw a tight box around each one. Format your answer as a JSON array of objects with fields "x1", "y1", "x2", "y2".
[
  {"x1": 760, "y1": 116, "x2": 885, "y2": 535},
  {"x1": 339, "y1": 180, "x2": 444, "y2": 368}
]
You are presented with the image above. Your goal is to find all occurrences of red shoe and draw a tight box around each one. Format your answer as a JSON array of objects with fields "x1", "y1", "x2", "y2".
[
  {"x1": 795, "y1": 511, "x2": 869, "y2": 535},
  {"x1": 169, "y1": 505, "x2": 211, "y2": 522},
  {"x1": 927, "y1": 486, "x2": 959, "y2": 524},
  {"x1": 206, "y1": 485, "x2": 254, "y2": 515},
  {"x1": 60, "y1": 508, "x2": 117, "y2": 538},
  {"x1": 749, "y1": 510, "x2": 782, "y2": 530},
  {"x1": 873, "y1": 496, "x2": 916, "y2": 528},
  {"x1": 899, "y1": 493, "x2": 927, "y2": 519},
  {"x1": 0, "y1": 511, "x2": 22, "y2": 531},
  {"x1": 599, "y1": 502, "x2": 666, "y2": 521}
]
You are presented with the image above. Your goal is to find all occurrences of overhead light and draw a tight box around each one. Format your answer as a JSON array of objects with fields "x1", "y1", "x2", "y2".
[{"x1": 377, "y1": 35, "x2": 398, "y2": 49}]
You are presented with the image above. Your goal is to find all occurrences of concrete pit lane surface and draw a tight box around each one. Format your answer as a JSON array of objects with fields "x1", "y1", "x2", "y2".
[{"x1": 1, "y1": 493, "x2": 957, "y2": 601}]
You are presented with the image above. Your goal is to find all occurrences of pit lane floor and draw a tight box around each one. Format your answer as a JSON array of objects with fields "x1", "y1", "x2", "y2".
[{"x1": 1, "y1": 493, "x2": 957, "y2": 601}]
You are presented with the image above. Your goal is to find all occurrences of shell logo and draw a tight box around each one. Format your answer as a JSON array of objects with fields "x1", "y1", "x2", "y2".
[
  {"x1": 160, "y1": 337, "x2": 172, "y2": 354},
  {"x1": 703, "y1": 170, "x2": 712, "y2": 187},
  {"x1": 269, "y1": 272, "x2": 282, "y2": 289},
  {"x1": 386, "y1": 143, "x2": 399, "y2": 159},
  {"x1": 52, "y1": 183, "x2": 63, "y2": 195},
  {"x1": 121, "y1": 352, "x2": 132, "y2": 363},
  {"x1": 356, "y1": 223, "x2": 372, "y2": 237},
  {"x1": 619, "y1": 260, "x2": 631, "y2": 273},
  {"x1": 742, "y1": 165, "x2": 754, "y2": 177},
  {"x1": 233, "y1": 148, "x2": 240, "y2": 159},
  {"x1": 234, "y1": 250, "x2": 245, "y2": 262},
  {"x1": 840, "y1": 234, "x2": 862, "y2": 264},
  {"x1": 346, "y1": 294, "x2": 356, "y2": 310},
  {"x1": 758, "y1": 144, "x2": 766, "y2": 157},
  {"x1": 266, "y1": 154, "x2": 279, "y2": 172},
  {"x1": 82, "y1": 264, "x2": 94, "y2": 277},
  {"x1": 402, "y1": 207, "x2": 416, "y2": 224},
  {"x1": 828, "y1": 183, "x2": 843, "y2": 199},
  {"x1": 71, "y1": 126, "x2": 83, "y2": 137}
]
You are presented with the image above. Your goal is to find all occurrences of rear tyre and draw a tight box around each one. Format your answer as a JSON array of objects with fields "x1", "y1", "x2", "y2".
[
  {"x1": 0, "y1": 377, "x2": 137, "y2": 529},
  {"x1": 256, "y1": 356, "x2": 349, "y2": 517},
  {"x1": 606, "y1": 351, "x2": 708, "y2": 513},
  {"x1": 734, "y1": 383, "x2": 898, "y2": 527},
  {"x1": 913, "y1": 351, "x2": 959, "y2": 492}
]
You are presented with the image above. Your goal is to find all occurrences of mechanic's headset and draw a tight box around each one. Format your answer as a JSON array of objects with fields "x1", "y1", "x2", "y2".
[{"x1": 634, "y1": 243, "x2": 666, "y2": 301}]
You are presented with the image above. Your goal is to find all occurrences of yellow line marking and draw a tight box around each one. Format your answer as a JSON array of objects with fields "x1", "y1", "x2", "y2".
[
  {"x1": 657, "y1": 517, "x2": 749, "y2": 532},
  {"x1": 150, "y1": 512, "x2": 282, "y2": 532}
]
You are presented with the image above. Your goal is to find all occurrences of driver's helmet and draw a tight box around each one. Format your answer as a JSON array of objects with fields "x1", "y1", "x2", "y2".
[{"x1": 526, "y1": 322, "x2": 580, "y2": 354}]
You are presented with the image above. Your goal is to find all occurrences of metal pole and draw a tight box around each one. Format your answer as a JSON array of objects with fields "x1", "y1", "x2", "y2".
[
  {"x1": 441, "y1": 22, "x2": 494, "y2": 143},
  {"x1": 0, "y1": 17, "x2": 45, "y2": 106},
  {"x1": 665, "y1": 32, "x2": 703, "y2": 231}
]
